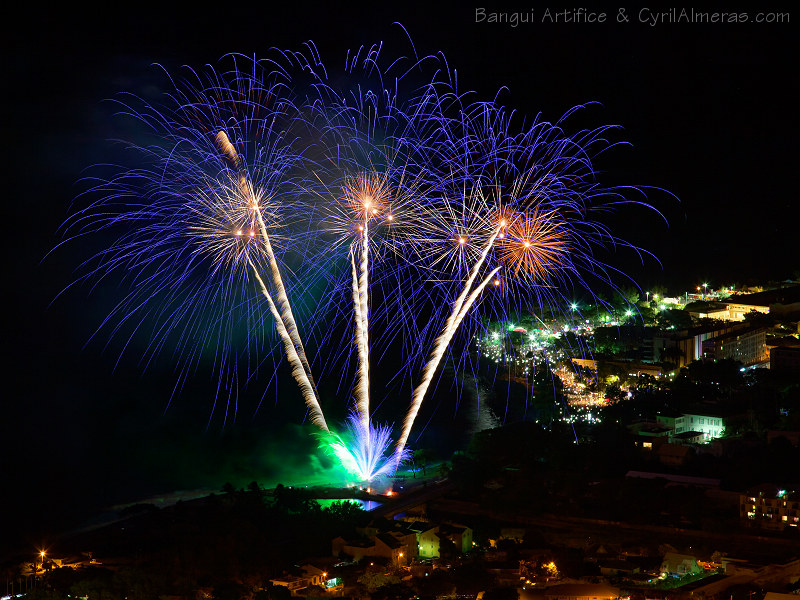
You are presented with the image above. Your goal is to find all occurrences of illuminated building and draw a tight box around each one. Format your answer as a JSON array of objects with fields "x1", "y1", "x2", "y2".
[
  {"x1": 655, "y1": 410, "x2": 727, "y2": 443},
  {"x1": 669, "y1": 321, "x2": 771, "y2": 367},
  {"x1": 740, "y1": 485, "x2": 800, "y2": 529},
  {"x1": 691, "y1": 285, "x2": 800, "y2": 322},
  {"x1": 405, "y1": 521, "x2": 439, "y2": 558},
  {"x1": 672, "y1": 323, "x2": 743, "y2": 366},
  {"x1": 660, "y1": 551, "x2": 702, "y2": 576},
  {"x1": 675, "y1": 413, "x2": 726, "y2": 440},
  {"x1": 701, "y1": 327, "x2": 767, "y2": 365},
  {"x1": 270, "y1": 565, "x2": 342, "y2": 595}
]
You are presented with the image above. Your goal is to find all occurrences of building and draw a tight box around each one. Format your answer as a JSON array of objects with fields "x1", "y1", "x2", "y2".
[
  {"x1": 660, "y1": 552, "x2": 702, "y2": 576},
  {"x1": 269, "y1": 575, "x2": 310, "y2": 594},
  {"x1": 655, "y1": 410, "x2": 727, "y2": 442},
  {"x1": 374, "y1": 533, "x2": 409, "y2": 566},
  {"x1": 270, "y1": 565, "x2": 342, "y2": 596},
  {"x1": 672, "y1": 322, "x2": 755, "y2": 367},
  {"x1": 628, "y1": 422, "x2": 672, "y2": 450},
  {"x1": 726, "y1": 286, "x2": 800, "y2": 321},
  {"x1": 599, "y1": 560, "x2": 640, "y2": 577},
  {"x1": 543, "y1": 583, "x2": 621, "y2": 600},
  {"x1": 405, "y1": 521, "x2": 440, "y2": 558},
  {"x1": 689, "y1": 286, "x2": 800, "y2": 322},
  {"x1": 655, "y1": 443, "x2": 692, "y2": 467},
  {"x1": 438, "y1": 523, "x2": 473, "y2": 554},
  {"x1": 693, "y1": 305, "x2": 736, "y2": 320},
  {"x1": 702, "y1": 327, "x2": 767, "y2": 365},
  {"x1": 331, "y1": 536, "x2": 378, "y2": 562},
  {"x1": 770, "y1": 346, "x2": 800, "y2": 373},
  {"x1": 336, "y1": 519, "x2": 471, "y2": 564},
  {"x1": 740, "y1": 485, "x2": 800, "y2": 529},
  {"x1": 675, "y1": 412, "x2": 726, "y2": 440}
]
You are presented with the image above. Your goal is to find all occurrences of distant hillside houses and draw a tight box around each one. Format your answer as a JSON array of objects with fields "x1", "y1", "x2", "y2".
[{"x1": 332, "y1": 518, "x2": 473, "y2": 566}]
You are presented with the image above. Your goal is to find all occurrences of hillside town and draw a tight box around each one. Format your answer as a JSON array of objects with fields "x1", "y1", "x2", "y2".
[{"x1": 5, "y1": 282, "x2": 799, "y2": 600}]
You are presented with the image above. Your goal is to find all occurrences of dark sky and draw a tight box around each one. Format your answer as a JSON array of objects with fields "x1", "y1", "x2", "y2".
[{"x1": 3, "y1": 3, "x2": 796, "y2": 558}]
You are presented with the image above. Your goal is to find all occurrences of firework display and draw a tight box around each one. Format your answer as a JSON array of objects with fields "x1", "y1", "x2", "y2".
[{"x1": 64, "y1": 42, "x2": 659, "y2": 482}]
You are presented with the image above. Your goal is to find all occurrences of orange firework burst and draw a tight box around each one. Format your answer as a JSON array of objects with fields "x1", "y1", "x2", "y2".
[{"x1": 496, "y1": 208, "x2": 570, "y2": 281}]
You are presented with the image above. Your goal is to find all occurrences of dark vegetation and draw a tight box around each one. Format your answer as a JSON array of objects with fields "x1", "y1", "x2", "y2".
[{"x1": 15, "y1": 485, "x2": 368, "y2": 600}]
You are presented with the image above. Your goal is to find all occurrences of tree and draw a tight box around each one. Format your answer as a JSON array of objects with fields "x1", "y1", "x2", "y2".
[
  {"x1": 358, "y1": 572, "x2": 401, "y2": 593},
  {"x1": 413, "y1": 448, "x2": 435, "y2": 475},
  {"x1": 322, "y1": 500, "x2": 367, "y2": 527},
  {"x1": 263, "y1": 584, "x2": 291, "y2": 600},
  {"x1": 450, "y1": 563, "x2": 496, "y2": 595},
  {"x1": 657, "y1": 308, "x2": 692, "y2": 330},
  {"x1": 414, "y1": 570, "x2": 455, "y2": 600},
  {"x1": 69, "y1": 569, "x2": 121, "y2": 600},
  {"x1": 212, "y1": 580, "x2": 246, "y2": 600}
]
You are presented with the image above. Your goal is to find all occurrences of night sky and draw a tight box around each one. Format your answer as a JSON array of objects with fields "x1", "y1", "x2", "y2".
[{"x1": 3, "y1": 4, "x2": 796, "y2": 558}]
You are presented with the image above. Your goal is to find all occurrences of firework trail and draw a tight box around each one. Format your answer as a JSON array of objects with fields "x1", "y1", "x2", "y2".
[
  {"x1": 214, "y1": 130, "x2": 328, "y2": 431},
  {"x1": 350, "y1": 226, "x2": 370, "y2": 441},
  {"x1": 394, "y1": 225, "x2": 502, "y2": 462}
]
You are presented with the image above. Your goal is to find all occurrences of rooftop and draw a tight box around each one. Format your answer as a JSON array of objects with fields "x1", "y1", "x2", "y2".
[{"x1": 726, "y1": 285, "x2": 800, "y2": 307}]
